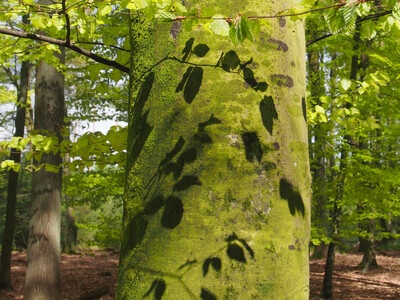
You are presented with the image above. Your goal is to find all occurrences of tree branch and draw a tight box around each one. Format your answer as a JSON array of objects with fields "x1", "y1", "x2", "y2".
[
  {"x1": 74, "y1": 41, "x2": 130, "y2": 52},
  {"x1": 307, "y1": 10, "x2": 393, "y2": 47},
  {"x1": 2, "y1": 66, "x2": 19, "y2": 90},
  {"x1": 0, "y1": 27, "x2": 129, "y2": 73},
  {"x1": 61, "y1": 0, "x2": 70, "y2": 46}
]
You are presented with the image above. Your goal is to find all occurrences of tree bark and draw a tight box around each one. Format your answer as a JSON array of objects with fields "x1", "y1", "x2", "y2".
[
  {"x1": 117, "y1": 1, "x2": 311, "y2": 299},
  {"x1": 0, "y1": 42, "x2": 30, "y2": 289},
  {"x1": 24, "y1": 48, "x2": 64, "y2": 299}
]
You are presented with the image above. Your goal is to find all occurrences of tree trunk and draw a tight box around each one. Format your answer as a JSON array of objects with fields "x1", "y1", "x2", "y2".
[
  {"x1": 24, "y1": 49, "x2": 64, "y2": 299},
  {"x1": 65, "y1": 206, "x2": 77, "y2": 254},
  {"x1": 307, "y1": 35, "x2": 329, "y2": 260},
  {"x1": 321, "y1": 21, "x2": 363, "y2": 298},
  {"x1": 117, "y1": 1, "x2": 311, "y2": 299},
  {"x1": 322, "y1": 242, "x2": 335, "y2": 299},
  {"x1": 358, "y1": 234, "x2": 378, "y2": 272},
  {"x1": 0, "y1": 44, "x2": 30, "y2": 289}
]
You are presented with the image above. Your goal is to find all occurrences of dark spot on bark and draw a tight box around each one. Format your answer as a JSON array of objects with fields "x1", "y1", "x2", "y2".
[
  {"x1": 170, "y1": 21, "x2": 182, "y2": 42},
  {"x1": 291, "y1": 61, "x2": 296, "y2": 67},
  {"x1": 29, "y1": 232, "x2": 49, "y2": 246},
  {"x1": 122, "y1": 213, "x2": 147, "y2": 255},
  {"x1": 176, "y1": 67, "x2": 193, "y2": 93},
  {"x1": 130, "y1": 73, "x2": 155, "y2": 169},
  {"x1": 159, "y1": 136, "x2": 185, "y2": 168},
  {"x1": 178, "y1": 259, "x2": 197, "y2": 270},
  {"x1": 181, "y1": 38, "x2": 194, "y2": 61},
  {"x1": 144, "y1": 195, "x2": 165, "y2": 215},
  {"x1": 144, "y1": 279, "x2": 166, "y2": 299},
  {"x1": 302, "y1": 96, "x2": 307, "y2": 123},
  {"x1": 274, "y1": 142, "x2": 280, "y2": 150},
  {"x1": 183, "y1": 67, "x2": 203, "y2": 104},
  {"x1": 260, "y1": 96, "x2": 278, "y2": 135},
  {"x1": 222, "y1": 50, "x2": 240, "y2": 71},
  {"x1": 243, "y1": 68, "x2": 258, "y2": 88},
  {"x1": 271, "y1": 74, "x2": 294, "y2": 88},
  {"x1": 194, "y1": 114, "x2": 221, "y2": 144},
  {"x1": 194, "y1": 132, "x2": 212, "y2": 144},
  {"x1": 242, "y1": 132, "x2": 263, "y2": 163},
  {"x1": 279, "y1": 17, "x2": 286, "y2": 27},
  {"x1": 203, "y1": 257, "x2": 222, "y2": 277},
  {"x1": 165, "y1": 148, "x2": 198, "y2": 179},
  {"x1": 176, "y1": 67, "x2": 203, "y2": 104},
  {"x1": 227, "y1": 243, "x2": 246, "y2": 262},
  {"x1": 288, "y1": 245, "x2": 296, "y2": 250},
  {"x1": 268, "y1": 38, "x2": 288, "y2": 52},
  {"x1": 279, "y1": 179, "x2": 305, "y2": 217},
  {"x1": 198, "y1": 114, "x2": 222, "y2": 130},
  {"x1": 262, "y1": 161, "x2": 277, "y2": 171},
  {"x1": 173, "y1": 175, "x2": 202, "y2": 191},
  {"x1": 161, "y1": 196, "x2": 183, "y2": 228},
  {"x1": 193, "y1": 44, "x2": 210, "y2": 57},
  {"x1": 201, "y1": 288, "x2": 217, "y2": 300},
  {"x1": 226, "y1": 232, "x2": 255, "y2": 259}
]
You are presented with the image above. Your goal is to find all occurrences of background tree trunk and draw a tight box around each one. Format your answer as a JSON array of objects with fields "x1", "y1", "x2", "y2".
[
  {"x1": 0, "y1": 36, "x2": 30, "y2": 288},
  {"x1": 24, "y1": 48, "x2": 64, "y2": 299},
  {"x1": 117, "y1": 1, "x2": 311, "y2": 299}
]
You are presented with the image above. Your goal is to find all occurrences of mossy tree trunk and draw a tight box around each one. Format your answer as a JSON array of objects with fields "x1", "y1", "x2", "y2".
[
  {"x1": 24, "y1": 49, "x2": 64, "y2": 299},
  {"x1": 118, "y1": 1, "x2": 311, "y2": 299}
]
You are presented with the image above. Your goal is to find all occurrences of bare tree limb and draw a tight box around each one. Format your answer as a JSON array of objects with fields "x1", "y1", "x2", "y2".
[{"x1": 0, "y1": 27, "x2": 129, "y2": 73}]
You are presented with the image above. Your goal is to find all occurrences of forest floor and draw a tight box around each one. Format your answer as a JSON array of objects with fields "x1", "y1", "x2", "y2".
[{"x1": 0, "y1": 250, "x2": 399, "y2": 299}]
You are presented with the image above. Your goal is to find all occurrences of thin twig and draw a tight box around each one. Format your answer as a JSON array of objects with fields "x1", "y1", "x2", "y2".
[{"x1": 74, "y1": 41, "x2": 129, "y2": 52}]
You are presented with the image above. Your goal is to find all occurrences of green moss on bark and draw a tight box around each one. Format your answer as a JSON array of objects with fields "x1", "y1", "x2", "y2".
[{"x1": 117, "y1": 1, "x2": 310, "y2": 299}]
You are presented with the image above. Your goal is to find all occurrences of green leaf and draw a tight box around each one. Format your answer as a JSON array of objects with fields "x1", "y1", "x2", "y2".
[
  {"x1": 155, "y1": 10, "x2": 176, "y2": 21},
  {"x1": 357, "y1": 2, "x2": 371, "y2": 17},
  {"x1": 209, "y1": 15, "x2": 229, "y2": 36},
  {"x1": 99, "y1": 5, "x2": 112, "y2": 16},
  {"x1": 350, "y1": 107, "x2": 360, "y2": 115},
  {"x1": 30, "y1": 14, "x2": 47, "y2": 29},
  {"x1": 126, "y1": 0, "x2": 149, "y2": 10},
  {"x1": 339, "y1": 79, "x2": 352, "y2": 92},
  {"x1": 239, "y1": 16, "x2": 254, "y2": 43},
  {"x1": 360, "y1": 21, "x2": 376, "y2": 40},
  {"x1": 393, "y1": 2, "x2": 400, "y2": 19},
  {"x1": 45, "y1": 163, "x2": 60, "y2": 173},
  {"x1": 315, "y1": 105, "x2": 325, "y2": 114},
  {"x1": 229, "y1": 24, "x2": 239, "y2": 45},
  {"x1": 1, "y1": 160, "x2": 15, "y2": 170},
  {"x1": 173, "y1": 1, "x2": 187, "y2": 13}
]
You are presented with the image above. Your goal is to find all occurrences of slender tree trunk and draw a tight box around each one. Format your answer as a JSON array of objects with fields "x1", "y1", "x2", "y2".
[
  {"x1": 24, "y1": 48, "x2": 64, "y2": 300},
  {"x1": 322, "y1": 23, "x2": 362, "y2": 299},
  {"x1": 117, "y1": 1, "x2": 311, "y2": 298},
  {"x1": 0, "y1": 44, "x2": 30, "y2": 289},
  {"x1": 307, "y1": 39, "x2": 329, "y2": 260},
  {"x1": 65, "y1": 207, "x2": 77, "y2": 253}
]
